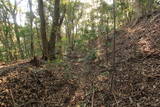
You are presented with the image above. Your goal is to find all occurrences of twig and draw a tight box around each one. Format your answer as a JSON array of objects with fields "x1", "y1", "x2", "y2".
[
  {"x1": 91, "y1": 87, "x2": 95, "y2": 107},
  {"x1": 9, "y1": 89, "x2": 18, "y2": 107},
  {"x1": 18, "y1": 100, "x2": 42, "y2": 107},
  {"x1": 110, "y1": 71, "x2": 115, "y2": 91},
  {"x1": 112, "y1": 91, "x2": 119, "y2": 107},
  {"x1": 18, "y1": 100, "x2": 58, "y2": 107}
]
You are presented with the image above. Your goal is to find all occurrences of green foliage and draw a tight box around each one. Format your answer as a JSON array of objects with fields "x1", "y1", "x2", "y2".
[
  {"x1": 106, "y1": 41, "x2": 112, "y2": 47},
  {"x1": 100, "y1": 71, "x2": 109, "y2": 76},
  {"x1": 0, "y1": 48, "x2": 6, "y2": 61},
  {"x1": 48, "y1": 58, "x2": 64, "y2": 65},
  {"x1": 84, "y1": 49, "x2": 97, "y2": 61}
]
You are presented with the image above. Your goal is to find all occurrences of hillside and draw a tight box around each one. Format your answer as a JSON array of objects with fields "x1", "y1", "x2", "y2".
[{"x1": 105, "y1": 10, "x2": 160, "y2": 107}]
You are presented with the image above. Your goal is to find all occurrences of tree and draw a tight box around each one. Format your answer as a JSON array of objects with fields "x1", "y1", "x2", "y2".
[
  {"x1": 1, "y1": 0, "x2": 25, "y2": 58},
  {"x1": 111, "y1": 0, "x2": 116, "y2": 90},
  {"x1": 38, "y1": 0, "x2": 49, "y2": 60},
  {"x1": 64, "y1": 0, "x2": 83, "y2": 52},
  {"x1": 28, "y1": 0, "x2": 35, "y2": 57},
  {"x1": 48, "y1": 0, "x2": 65, "y2": 60},
  {"x1": 0, "y1": 0, "x2": 159, "y2": 62},
  {"x1": 0, "y1": 3, "x2": 14, "y2": 61}
]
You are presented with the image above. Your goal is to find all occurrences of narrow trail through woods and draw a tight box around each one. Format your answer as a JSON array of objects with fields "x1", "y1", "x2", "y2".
[{"x1": 0, "y1": 53, "x2": 111, "y2": 107}]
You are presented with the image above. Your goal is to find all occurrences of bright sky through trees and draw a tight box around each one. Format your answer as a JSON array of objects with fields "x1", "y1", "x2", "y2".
[
  {"x1": 80, "y1": 0, "x2": 113, "y2": 4},
  {"x1": 12, "y1": 0, "x2": 113, "y2": 25}
]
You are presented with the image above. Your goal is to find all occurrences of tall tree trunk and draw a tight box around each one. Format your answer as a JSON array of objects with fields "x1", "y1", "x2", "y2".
[
  {"x1": 57, "y1": 4, "x2": 66, "y2": 59},
  {"x1": 23, "y1": 32, "x2": 28, "y2": 57},
  {"x1": 106, "y1": 18, "x2": 109, "y2": 65},
  {"x1": 28, "y1": 0, "x2": 34, "y2": 57},
  {"x1": 112, "y1": 0, "x2": 116, "y2": 69},
  {"x1": 38, "y1": 0, "x2": 49, "y2": 60},
  {"x1": 48, "y1": 0, "x2": 60, "y2": 60},
  {"x1": 110, "y1": 0, "x2": 116, "y2": 91},
  {"x1": 57, "y1": 27, "x2": 63, "y2": 59}
]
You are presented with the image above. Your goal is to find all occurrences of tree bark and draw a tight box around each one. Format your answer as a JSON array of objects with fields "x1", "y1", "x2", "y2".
[
  {"x1": 48, "y1": 0, "x2": 60, "y2": 60},
  {"x1": 28, "y1": 0, "x2": 34, "y2": 57},
  {"x1": 38, "y1": 0, "x2": 49, "y2": 60}
]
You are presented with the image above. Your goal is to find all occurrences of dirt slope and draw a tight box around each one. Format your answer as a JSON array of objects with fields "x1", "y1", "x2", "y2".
[
  {"x1": 104, "y1": 10, "x2": 160, "y2": 106},
  {"x1": 114, "y1": 10, "x2": 160, "y2": 63},
  {"x1": 88, "y1": 10, "x2": 160, "y2": 106}
]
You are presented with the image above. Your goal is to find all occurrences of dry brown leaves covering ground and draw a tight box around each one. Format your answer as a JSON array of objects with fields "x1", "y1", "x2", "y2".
[
  {"x1": 0, "y1": 62, "x2": 78, "y2": 107},
  {"x1": 103, "y1": 10, "x2": 160, "y2": 107},
  {"x1": 1, "y1": 10, "x2": 160, "y2": 107}
]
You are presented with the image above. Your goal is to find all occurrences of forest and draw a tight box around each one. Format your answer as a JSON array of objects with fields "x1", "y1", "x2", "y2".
[{"x1": 0, "y1": 0, "x2": 160, "y2": 107}]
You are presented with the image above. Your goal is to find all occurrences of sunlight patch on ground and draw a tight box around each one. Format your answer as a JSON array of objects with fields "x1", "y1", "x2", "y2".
[{"x1": 138, "y1": 37, "x2": 153, "y2": 53}]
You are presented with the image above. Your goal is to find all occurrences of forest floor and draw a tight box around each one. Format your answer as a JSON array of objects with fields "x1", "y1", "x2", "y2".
[
  {"x1": 0, "y1": 54, "x2": 112, "y2": 107},
  {"x1": 1, "y1": 10, "x2": 160, "y2": 107}
]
